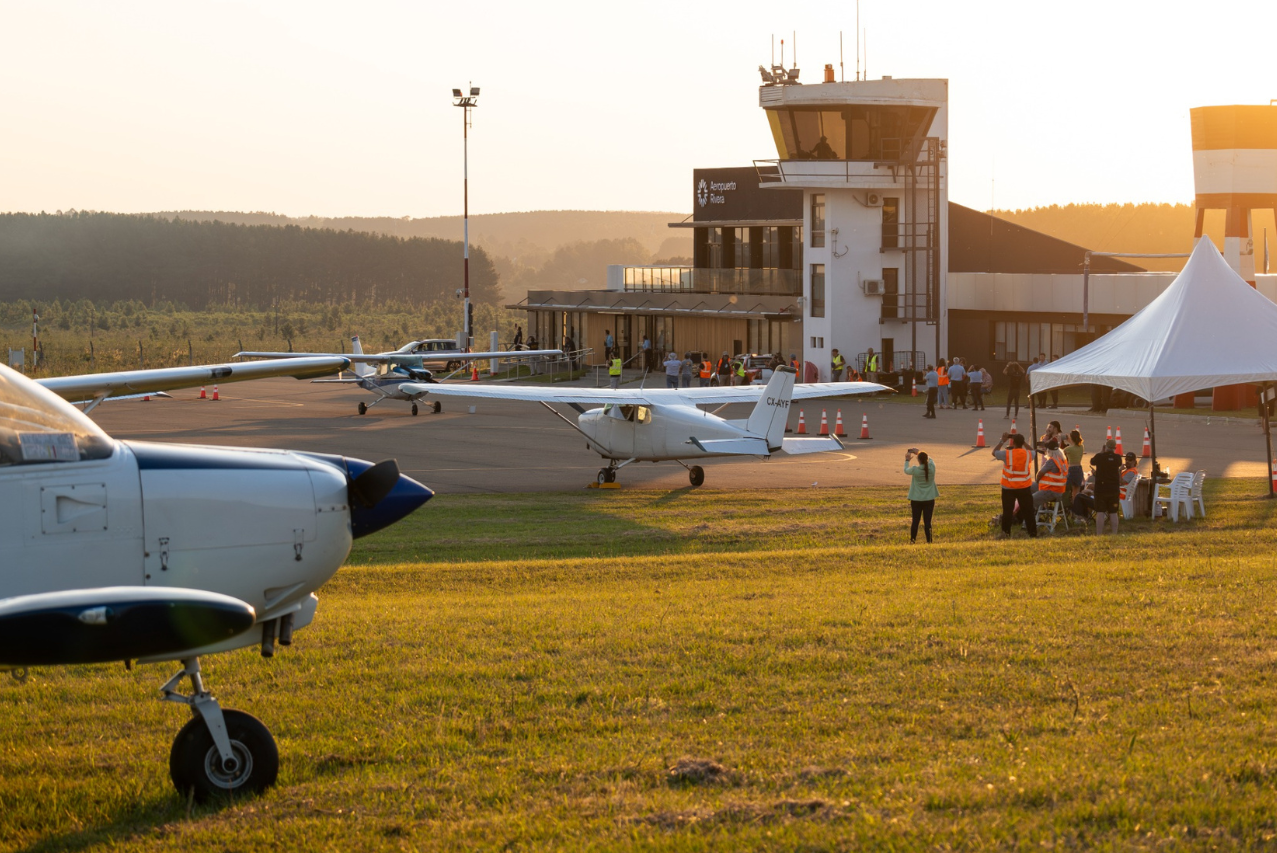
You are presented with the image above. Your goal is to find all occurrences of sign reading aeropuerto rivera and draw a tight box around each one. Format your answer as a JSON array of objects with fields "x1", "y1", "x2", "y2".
[{"x1": 692, "y1": 167, "x2": 800, "y2": 223}]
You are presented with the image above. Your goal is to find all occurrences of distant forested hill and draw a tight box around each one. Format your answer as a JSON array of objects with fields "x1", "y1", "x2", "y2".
[
  {"x1": 0, "y1": 212, "x2": 499, "y2": 308},
  {"x1": 153, "y1": 210, "x2": 692, "y2": 271},
  {"x1": 990, "y1": 203, "x2": 1277, "y2": 273}
]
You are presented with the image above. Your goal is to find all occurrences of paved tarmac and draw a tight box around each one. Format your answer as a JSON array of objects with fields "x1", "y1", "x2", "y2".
[{"x1": 88, "y1": 378, "x2": 1275, "y2": 494}]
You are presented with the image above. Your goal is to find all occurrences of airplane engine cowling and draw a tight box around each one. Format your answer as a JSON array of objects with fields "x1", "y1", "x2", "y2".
[{"x1": 0, "y1": 587, "x2": 255, "y2": 666}]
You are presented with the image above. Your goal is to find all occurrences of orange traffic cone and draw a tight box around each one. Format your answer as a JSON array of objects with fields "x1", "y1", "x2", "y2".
[
  {"x1": 1141, "y1": 427, "x2": 1151, "y2": 458},
  {"x1": 911, "y1": 377, "x2": 918, "y2": 397},
  {"x1": 199, "y1": 386, "x2": 207, "y2": 399},
  {"x1": 974, "y1": 419, "x2": 986, "y2": 448},
  {"x1": 1271, "y1": 459, "x2": 1277, "y2": 495},
  {"x1": 858, "y1": 413, "x2": 871, "y2": 440},
  {"x1": 471, "y1": 363, "x2": 480, "y2": 381},
  {"x1": 1115, "y1": 426, "x2": 1124, "y2": 455},
  {"x1": 834, "y1": 410, "x2": 846, "y2": 437},
  {"x1": 818, "y1": 409, "x2": 830, "y2": 436},
  {"x1": 796, "y1": 410, "x2": 807, "y2": 435},
  {"x1": 1010, "y1": 418, "x2": 1017, "y2": 435},
  {"x1": 212, "y1": 384, "x2": 219, "y2": 401},
  {"x1": 1106, "y1": 425, "x2": 1113, "y2": 444}
]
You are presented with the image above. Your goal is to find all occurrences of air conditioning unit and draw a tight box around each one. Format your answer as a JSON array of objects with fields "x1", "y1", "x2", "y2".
[
  {"x1": 865, "y1": 192, "x2": 884, "y2": 207},
  {"x1": 862, "y1": 279, "x2": 884, "y2": 295}
]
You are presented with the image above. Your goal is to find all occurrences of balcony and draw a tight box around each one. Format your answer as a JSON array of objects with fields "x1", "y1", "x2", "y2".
[{"x1": 615, "y1": 265, "x2": 801, "y2": 297}]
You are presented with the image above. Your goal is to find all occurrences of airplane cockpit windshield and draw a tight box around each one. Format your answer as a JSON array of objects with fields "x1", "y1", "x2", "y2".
[{"x1": 0, "y1": 367, "x2": 114, "y2": 466}]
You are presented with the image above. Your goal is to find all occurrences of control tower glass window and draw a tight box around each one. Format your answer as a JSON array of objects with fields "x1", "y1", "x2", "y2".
[
  {"x1": 761, "y1": 227, "x2": 780, "y2": 269},
  {"x1": 810, "y1": 195, "x2": 825, "y2": 248},
  {"x1": 706, "y1": 228, "x2": 723, "y2": 269},
  {"x1": 768, "y1": 105, "x2": 937, "y2": 162}
]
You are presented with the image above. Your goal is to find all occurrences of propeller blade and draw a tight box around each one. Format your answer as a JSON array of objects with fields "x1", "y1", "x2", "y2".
[{"x1": 348, "y1": 459, "x2": 401, "y2": 509}]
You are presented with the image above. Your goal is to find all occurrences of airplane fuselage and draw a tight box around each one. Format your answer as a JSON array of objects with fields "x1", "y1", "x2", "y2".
[{"x1": 578, "y1": 403, "x2": 765, "y2": 461}]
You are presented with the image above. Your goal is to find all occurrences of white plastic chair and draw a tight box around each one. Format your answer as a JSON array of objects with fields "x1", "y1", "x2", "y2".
[
  {"x1": 1154, "y1": 472, "x2": 1195, "y2": 522},
  {"x1": 1035, "y1": 496, "x2": 1069, "y2": 533},
  {"x1": 1189, "y1": 470, "x2": 1207, "y2": 518},
  {"x1": 1119, "y1": 472, "x2": 1142, "y2": 520}
]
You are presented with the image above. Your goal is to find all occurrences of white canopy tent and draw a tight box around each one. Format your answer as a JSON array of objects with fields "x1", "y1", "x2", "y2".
[{"x1": 1029, "y1": 239, "x2": 1277, "y2": 495}]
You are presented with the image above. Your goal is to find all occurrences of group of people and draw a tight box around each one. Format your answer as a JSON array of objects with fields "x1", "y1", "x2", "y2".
[
  {"x1": 919, "y1": 357, "x2": 991, "y2": 418},
  {"x1": 904, "y1": 422, "x2": 1143, "y2": 543}
]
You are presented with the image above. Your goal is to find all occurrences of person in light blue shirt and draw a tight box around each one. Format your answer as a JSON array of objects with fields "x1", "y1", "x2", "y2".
[
  {"x1": 904, "y1": 448, "x2": 938, "y2": 543},
  {"x1": 663, "y1": 351, "x2": 682, "y2": 389},
  {"x1": 947, "y1": 359, "x2": 967, "y2": 409}
]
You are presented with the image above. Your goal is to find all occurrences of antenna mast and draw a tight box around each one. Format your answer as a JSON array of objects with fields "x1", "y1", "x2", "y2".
[
  {"x1": 856, "y1": 0, "x2": 860, "y2": 80},
  {"x1": 840, "y1": 31, "x2": 844, "y2": 82}
]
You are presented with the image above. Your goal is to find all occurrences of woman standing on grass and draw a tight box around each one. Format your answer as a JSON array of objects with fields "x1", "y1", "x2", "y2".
[
  {"x1": 1063, "y1": 429, "x2": 1085, "y2": 512},
  {"x1": 904, "y1": 448, "x2": 938, "y2": 544}
]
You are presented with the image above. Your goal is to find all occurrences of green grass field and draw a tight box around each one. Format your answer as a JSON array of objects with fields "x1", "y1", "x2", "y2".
[{"x1": 3, "y1": 481, "x2": 1277, "y2": 851}]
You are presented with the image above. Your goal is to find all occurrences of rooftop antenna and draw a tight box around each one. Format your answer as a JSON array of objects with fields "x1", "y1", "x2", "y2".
[
  {"x1": 856, "y1": 0, "x2": 860, "y2": 80},
  {"x1": 864, "y1": 29, "x2": 867, "y2": 79},
  {"x1": 780, "y1": 38, "x2": 784, "y2": 69},
  {"x1": 840, "y1": 31, "x2": 844, "y2": 82},
  {"x1": 771, "y1": 34, "x2": 774, "y2": 68},
  {"x1": 793, "y1": 30, "x2": 797, "y2": 69}
]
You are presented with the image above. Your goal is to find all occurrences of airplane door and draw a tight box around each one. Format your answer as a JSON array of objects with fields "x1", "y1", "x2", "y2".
[{"x1": 0, "y1": 444, "x2": 145, "y2": 597}]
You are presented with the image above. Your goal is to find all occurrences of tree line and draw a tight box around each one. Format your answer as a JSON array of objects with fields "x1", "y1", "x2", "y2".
[{"x1": 0, "y1": 212, "x2": 499, "y2": 308}]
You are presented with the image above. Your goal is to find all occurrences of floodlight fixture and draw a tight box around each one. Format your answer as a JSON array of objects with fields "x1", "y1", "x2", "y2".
[
  {"x1": 470, "y1": 86, "x2": 480, "y2": 96},
  {"x1": 452, "y1": 88, "x2": 462, "y2": 98}
]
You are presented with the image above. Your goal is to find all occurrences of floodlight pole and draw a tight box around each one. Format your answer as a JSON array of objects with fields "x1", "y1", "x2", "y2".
[{"x1": 454, "y1": 87, "x2": 479, "y2": 348}]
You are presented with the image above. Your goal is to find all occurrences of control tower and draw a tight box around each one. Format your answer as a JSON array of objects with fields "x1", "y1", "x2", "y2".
[
  {"x1": 755, "y1": 69, "x2": 948, "y2": 377},
  {"x1": 1191, "y1": 104, "x2": 1277, "y2": 285}
]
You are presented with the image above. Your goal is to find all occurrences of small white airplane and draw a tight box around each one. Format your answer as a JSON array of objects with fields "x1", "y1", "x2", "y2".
[
  {"x1": 236, "y1": 336, "x2": 563, "y2": 416},
  {"x1": 0, "y1": 358, "x2": 431, "y2": 801},
  {"x1": 403, "y1": 366, "x2": 888, "y2": 486}
]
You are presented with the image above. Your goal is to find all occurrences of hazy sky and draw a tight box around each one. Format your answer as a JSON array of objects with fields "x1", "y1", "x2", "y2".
[{"x1": 2, "y1": 1, "x2": 1274, "y2": 218}]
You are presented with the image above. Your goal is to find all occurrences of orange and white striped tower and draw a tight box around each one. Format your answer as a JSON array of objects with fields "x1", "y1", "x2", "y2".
[
  {"x1": 974, "y1": 419, "x2": 985, "y2": 448},
  {"x1": 818, "y1": 409, "x2": 830, "y2": 436},
  {"x1": 796, "y1": 410, "x2": 807, "y2": 435},
  {"x1": 834, "y1": 410, "x2": 846, "y2": 437},
  {"x1": 858, "y1": 413, "x2": 871, "y2": 440},
  {"x1": 1192, "y1": 104, "x2": 1277, "y2": 410}
]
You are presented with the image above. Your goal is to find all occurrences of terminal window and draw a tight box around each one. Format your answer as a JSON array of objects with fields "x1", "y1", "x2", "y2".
[
  {"x1": 882, "y1": 198, "x2": 900, "y2": 249},
  {"x1": 810, "y1": 195, "x2": 825, "y2": 248},
  {"x1": 881, "y1": 268, "x2": 899, "y2": 319},
  {"x1": 810, "y1": 264, "x2": 826, "y2": 318},
  {"x1": 733, "y1": 228, "x2": 750, "y2": 269},
  {"x1": 762, "y1": 227, "x2": 780, "y2": 269}
]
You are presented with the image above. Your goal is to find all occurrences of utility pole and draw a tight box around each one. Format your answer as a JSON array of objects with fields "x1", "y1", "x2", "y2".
[{"x1": 453, "y1": 85, "x2": 480, "y2": 347}]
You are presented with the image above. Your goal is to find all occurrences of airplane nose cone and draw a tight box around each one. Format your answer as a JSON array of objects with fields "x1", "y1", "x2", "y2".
[{"x1": 348, "y1": 464, "x2": 433, "y2": 539}]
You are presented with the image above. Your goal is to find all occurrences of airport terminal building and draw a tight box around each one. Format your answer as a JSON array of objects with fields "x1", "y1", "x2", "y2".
[{"x1": 512, "y1": 73, "x2": 1277, "y2": 381}]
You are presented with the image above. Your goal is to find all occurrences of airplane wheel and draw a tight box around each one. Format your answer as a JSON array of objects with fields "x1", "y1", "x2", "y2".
[
  {"x1": 688, "y1": 466, "x2": 705, "y2": 487},
  {"x1": 169, "y1": 710, "x2": 278, "y2": 803},
  {"x1": 432, "y1": 401, "x2": 442, "y2": 414},
  {"x1": 357, "y1": 402, "x2": 367, "y2": 415},
  {"x1": 597, "y1": 469, "x2": 609, "y2": 485},
  {"x1": 411, "y1": 403, "x2": 419, "y2": 416}
]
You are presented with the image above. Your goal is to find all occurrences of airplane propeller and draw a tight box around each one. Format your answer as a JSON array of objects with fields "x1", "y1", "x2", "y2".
[{"x1": 300, "y1": 453, "x2": 433, "y2": 539}]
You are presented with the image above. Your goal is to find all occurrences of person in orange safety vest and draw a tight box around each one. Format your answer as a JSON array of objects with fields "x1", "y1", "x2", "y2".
[{"x1": 992, "y1": 432, "x2": 1037, "y2": 538}]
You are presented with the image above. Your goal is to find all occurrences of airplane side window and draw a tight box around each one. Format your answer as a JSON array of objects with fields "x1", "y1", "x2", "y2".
[
  {"x1": 620, "y1": 405, "x2": 636, "y2": 421},
  {"x1": 0, "y1": 368, "x2": 114, "y2": 465},
  {"x1": 636, "y1": 406, "x2": 651, "y2": 424}
]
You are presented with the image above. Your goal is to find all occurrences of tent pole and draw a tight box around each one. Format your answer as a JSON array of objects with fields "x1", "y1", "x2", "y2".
[
  {"x1": 1148, "y1": 400, "x2": 1158, "y2": 478},
  {"x1": 1263, "y1": 383, "x2": 1274, "y2": 499},
  {"x1": 1030, "y1": 393, "x2": 1039, "y2": 476}
]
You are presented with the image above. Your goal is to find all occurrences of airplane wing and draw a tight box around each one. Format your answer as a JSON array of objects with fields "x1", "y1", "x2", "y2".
[
  {"x1": 37, "y1": 356, "x2": 351, "y2": 405},
  {"x1": 399, "y1": 380, "x2": 890, "y2": 407},
  {"x1": 234, "y1": 349, "x2": 562, "y2": 363}
]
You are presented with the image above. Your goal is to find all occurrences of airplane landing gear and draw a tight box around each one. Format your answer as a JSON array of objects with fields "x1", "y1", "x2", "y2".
[
  {"x1": 357, "y1": 402, "x2": 367, "y2": 415},
  {"x1": 688, "y1": 466, "x2": 705, "y2": 487},
  {"x1": 432, "y1": 401, "x2": 442, "y2": 414},
  {"x1": 597, "y1": 468, "x2": 616, "y2": 484},
  {"x1": 411, "y1": 403, "x2": 419, "y2": 416},
  {"x1": 162, "y1": 657, "x2": 278, "y2": 802}
]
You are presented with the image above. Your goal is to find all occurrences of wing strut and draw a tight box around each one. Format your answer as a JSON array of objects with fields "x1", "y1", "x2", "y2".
[{"x1": 537, "y1": 401, "x2": 607, "y2": 455}]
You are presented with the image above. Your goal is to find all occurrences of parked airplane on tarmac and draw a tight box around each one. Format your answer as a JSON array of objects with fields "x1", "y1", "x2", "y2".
[
  {"x1": 406, "y1": 366, "x2": 887, "y2": 486},
  {"x1": 236, "y1": 336, "x2": 563, "y2": 416},
  {"x1": 0, "y1": 359, "x2": 431, "y2": 801}
]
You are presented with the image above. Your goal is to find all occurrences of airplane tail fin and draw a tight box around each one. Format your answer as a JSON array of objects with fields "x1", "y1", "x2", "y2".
[
  {"x1": 351, "y1": 336, "x2": 374, "y2": 378},
  {"x1": 745, "y1": 366, "x2": 796, "y2": 450}
]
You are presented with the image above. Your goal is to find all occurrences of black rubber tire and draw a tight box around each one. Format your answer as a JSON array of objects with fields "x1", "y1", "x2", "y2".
[
  {"x1": 411, "y1": 403, "x2": 419, "y2": 416},
  {"x1": 605, "y1": 469, "x2": 616, "y2": 483},
  {"x1": 446, "y1": 360, "x2": 461, "y2": 372},
  {"x1": 357, "y1": 402, "x2": 367, "y2": 415},
  {"x1": 432, "y1": 401, "x2": 442, "y2": 414},
  {"x1": 170, "y1": 709, "x2": 278, "y2": 803},
  {"x1": 597, "y1": 469, "x2": 609, "y2": 485},
  {"x1": 689, "y1": 466, "x2": 705, "y2": 487}
]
